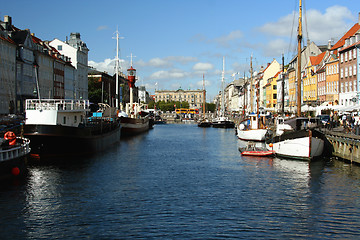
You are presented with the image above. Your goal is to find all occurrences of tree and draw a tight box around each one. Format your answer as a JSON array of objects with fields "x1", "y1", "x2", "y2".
[{"x1": 207, "y1": 103, "x2": 216, "y2": 113}]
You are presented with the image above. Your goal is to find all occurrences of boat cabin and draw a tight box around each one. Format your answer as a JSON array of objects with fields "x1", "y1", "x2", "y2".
[{"x1": 25, "y1": 99, "x2": 89, "y2": 127}]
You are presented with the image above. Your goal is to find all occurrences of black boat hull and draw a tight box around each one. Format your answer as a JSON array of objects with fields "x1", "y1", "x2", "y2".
[{"x1": 24, "y1": 123, "x2": 121, "y2": 159}]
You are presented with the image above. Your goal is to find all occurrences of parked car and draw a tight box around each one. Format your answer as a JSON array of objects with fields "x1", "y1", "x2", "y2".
[{"x1": 316, "y1": 114, "x2": 330, "y2": 126}]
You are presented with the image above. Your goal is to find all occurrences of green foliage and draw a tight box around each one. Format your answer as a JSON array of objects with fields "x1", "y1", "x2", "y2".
[
  {"x1": 153, "y1": 101, "x2": 190, "y2": 111},
  {"x1": 207, "y1": 103, "x2": 216, "y2": 112},
  {"x1": 88, "y1": 77, "x2": 108, "y2": 104}
]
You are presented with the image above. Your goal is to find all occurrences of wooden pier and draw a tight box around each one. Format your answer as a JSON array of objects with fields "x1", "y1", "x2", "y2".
[{"x1": 323, "y1": 129, "x2": 360, "y2": 164}]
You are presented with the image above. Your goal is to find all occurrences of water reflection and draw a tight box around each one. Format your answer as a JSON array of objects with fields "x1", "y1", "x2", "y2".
[{"x1": 1, "y1": 124, "x2": 360, "y2": 239}]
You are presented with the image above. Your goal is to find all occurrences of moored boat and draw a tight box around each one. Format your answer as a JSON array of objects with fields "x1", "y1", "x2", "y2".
[
  {"x1": 212, "y1": 116, "x2": 235, "y2": 128},
  {"x1": 24, "y1": 99, "x2": 121, "y2": 159},
  {"x1": 266, "y1": 128, "x2": 324, "y2": 161},
  {"x1": 266, "y1": 0, "x2": 325, "y2": 161},
  {"x1": 239, "y1": 142, "x2": 274, "y2": 157},
  {"x1": 0, "y1": 133, "x2": 31, "y2": 179},
  {"x1": 198, "y1": 119, "x2": 212, "y2": 128},
  {"x1": 237, "y1": 114, "x2": 270, "y2": 141}
]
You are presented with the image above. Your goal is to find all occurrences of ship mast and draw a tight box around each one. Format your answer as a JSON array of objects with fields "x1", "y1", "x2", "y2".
[
  {"x1": 250, "y1": 55, "x2": 253, "y2": 113},
  {"x1": 202, "y1": 74, "x2": 206, "y2": 116},
  {"x1": 297, "y1": 0, "x2": 302, "y2": 117},
  {"x1": 221, "y1": 56, "x2": 225, "y2": 117}
]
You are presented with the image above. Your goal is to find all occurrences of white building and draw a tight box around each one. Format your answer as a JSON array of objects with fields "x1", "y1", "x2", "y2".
[{"x1": 50, "y1": 33, "x2": 89, "y2": 100}]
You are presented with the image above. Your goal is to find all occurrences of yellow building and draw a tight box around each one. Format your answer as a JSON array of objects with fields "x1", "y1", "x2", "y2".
[
  {"x1": 265, "y1": 71, "x2": 280, "y2": 109},
  {"x1": 325, "y1": 55, "x2": 339, "y2": 105},
  {"x1": 288, "y1": 67, "x2": 297, "y2": 108},
  {"x1": 303, "y1": 52, "x2": 327, "y2": 105}
]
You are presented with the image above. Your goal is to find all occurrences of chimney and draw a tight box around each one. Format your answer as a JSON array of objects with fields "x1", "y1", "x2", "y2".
[
  {"x1": 358, "y1": 12, "x2": 360, "y2": 24},
  {"x1": 4, "y1": 15, "x2": 12, "y2": 25},
  {"x1": 328, "y1": 40, "x2": 332, "y2": 50}
]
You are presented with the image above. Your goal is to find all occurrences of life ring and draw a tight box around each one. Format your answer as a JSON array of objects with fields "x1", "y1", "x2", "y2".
[{"x1": 4, "y1": 131, "x2": 16, "y2": 146}]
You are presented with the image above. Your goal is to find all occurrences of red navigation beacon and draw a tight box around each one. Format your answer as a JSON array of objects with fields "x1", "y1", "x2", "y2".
[{"x1": 127, "y1": 66, "x2": 136, "y2": 88}]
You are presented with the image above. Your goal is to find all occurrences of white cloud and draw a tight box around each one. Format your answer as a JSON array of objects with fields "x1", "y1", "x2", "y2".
[
  {"x1": 88, "y1": 58, "x2": 126, "y2": 74},
  {"x1": 214, "y1": 30, "x2": 243, "y2": 47},
  {"x1": 190, "y1": 30, "x2": 243, "y2": 48},
  {"x1": 97, "y1": 25, "x2": 108, "y2": 31},
  {"x1": 258, "y1": 5, "x2": 354, "y2": 44},
  {"x1": 192, "y1": 62, "x2": 214, "y2": 71},
  {"x1": 149, "y1": 69, "x2": 188, "y2": 80},
  {"x1": 196, "y1": 80, "x2": 211, "y2": 88}
]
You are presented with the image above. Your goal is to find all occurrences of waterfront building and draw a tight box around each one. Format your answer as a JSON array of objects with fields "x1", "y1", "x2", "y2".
[
  {"x1": 224, "y1": 78, "x2": 242, "y2": 112},
  {"x1": 258, "y1": 59, "x2": 281, "y2": 108},
  {"x1": 325, "y1": 54, "x2": 339, "y2": 105},
  {"x1": 330, "y1": 16, "x2": 360, "y2": 106},
  {"x1": 0, "y1": 17, "x2": 16, "y2": 114},
  {"x1": 265, "y1": 71, "x2": 280, "y2": 110},
  {"x1": 338, "y1": 34, "x2": 359, "y2": 106},
  {"x1": 138, "y1": 85, "x2": 148, "y2": 103},
  {"x1": 288, "y1": 41, "x2": 323, "y2": 109},
  {"x1": 155, "y1": 89, "x2": 203, "y2": 109},
  {"x1": 304, "y1": 51, "x2": 327, "y2": 106},
  {"x1": 50, "y1": 33, "x2": 89, "y2": 100}
]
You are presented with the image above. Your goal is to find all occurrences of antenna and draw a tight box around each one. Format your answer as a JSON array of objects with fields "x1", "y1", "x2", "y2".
[
  {"x1": 113, "y1": 28, "x2": 124, "y2": 109},
  {"x1": 127, "y1": 53, "x2": 137, "y2": 67}
]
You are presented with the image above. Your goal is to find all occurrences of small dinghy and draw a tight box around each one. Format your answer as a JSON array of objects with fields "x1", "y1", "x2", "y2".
[{"x1": 239, "y1": 142, "x2": 274, "y2": 157}]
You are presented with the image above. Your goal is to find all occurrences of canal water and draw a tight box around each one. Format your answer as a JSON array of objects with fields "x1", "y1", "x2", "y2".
[{"x1": 1, "y1": 123, "x2": 360, "y2": 239}]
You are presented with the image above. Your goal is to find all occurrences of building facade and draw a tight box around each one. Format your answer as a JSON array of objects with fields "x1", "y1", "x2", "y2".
[
  {"x1": 155, "y1": 89, "x2": 203, "y2": 109},
  {"x1": 50, "y1": 33, "x2": 89, "y2": 100}
]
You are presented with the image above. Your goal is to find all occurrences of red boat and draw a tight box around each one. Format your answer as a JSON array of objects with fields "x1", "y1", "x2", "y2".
[{"x1": 239, "y1": 142, "x2": 274, "y2": 157}]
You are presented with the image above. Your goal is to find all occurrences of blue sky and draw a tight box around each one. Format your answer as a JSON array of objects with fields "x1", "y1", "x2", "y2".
[{"x1": 1, "y1": 0, "x2": 358, "y2": 100}]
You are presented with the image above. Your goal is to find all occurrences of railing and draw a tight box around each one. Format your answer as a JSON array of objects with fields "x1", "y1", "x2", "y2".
[
  {"x1": 0, "y1": 137, "x2": 31, "y2": 162},
  {"x1": 25, "y1": 99, "x2": 90, "y2": 111}
]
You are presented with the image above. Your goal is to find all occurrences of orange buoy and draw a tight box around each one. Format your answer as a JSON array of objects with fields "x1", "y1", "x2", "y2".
[
  {"x1": 4, "y1": 131, "x2": 16, "y2": 146},
  {"x1": 11, "y1": 167, "x2": 20, "y2": 176},
  {"x1": 269, "y1": 143, "x2": 273, "y2": 148}
]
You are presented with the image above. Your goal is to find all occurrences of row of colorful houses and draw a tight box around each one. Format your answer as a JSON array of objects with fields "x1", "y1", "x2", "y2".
[{"x1": 221, "y1": 14, "x2": 360, "y2": 115}]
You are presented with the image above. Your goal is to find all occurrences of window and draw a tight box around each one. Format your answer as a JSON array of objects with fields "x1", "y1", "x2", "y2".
[
  {"x1": 354, "y1": 49, "x2": 357, "y2": 59},
  {"x1": 345, "y1": 67, "x2": 348, "y2": 77},
  {"x1": 341, "y1": 54, "x2": 344, "y2": 63},
  {"x1": 58, "y1": 45, "x2": 62, "y2": 51},
  {"x1": 349, "y1": 50, "x2": 352, "y2": 60},
  {"x1": 349, "y1": 66, "x2": 352, "y2": 76},
  {"x1": 345, "y1": 52, "x2": 348, "y2": 62},
  {"x1": 341, "y1": 68, "x2": 344, "y2": 78},
  {"x1": 354, "y1": 64, "x2": 357, "y2": 75},
  {"x1": 341, "y1": 83, "x2": 344, "y2": 93},
  {"x1": 63, "y1": 116, "x2": 66, "y2": 124}
]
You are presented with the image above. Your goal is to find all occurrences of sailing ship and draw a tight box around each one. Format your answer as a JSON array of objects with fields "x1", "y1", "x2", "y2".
[
  {"x1": 24, "y1": 99, "x2": 121, "y2": 159},
  {"x1": 198, "y1": 74, "x2": 211, "y2": 127},
  {"x1": 236, "y1": 56, "x2": 270, "y2": 141},
  {"x1": 212, "y1": 57, "x2": 235, "y2": 128},
  {"x1": 266, "y1": 0, "x2": 325, "y2": 161},
  {"x1": 118, "y1": 61, "x2": 151, "y2": 137},
  {"x1": 111, "y1": 32, "x2": 150, "y2": 137}
]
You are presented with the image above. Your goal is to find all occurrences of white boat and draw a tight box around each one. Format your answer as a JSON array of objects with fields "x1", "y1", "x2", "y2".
[
  {"x1": 237, "y1": 114, "x2": 269, "y2": 141},
  {"x1": 212, "y1": 57, "x2": 235, "y2": 129},
  {"x1": 266, "y1": 0, "x2": 325, "y2": 161},
  {"x1": 267, "y1": 128, "x2": 324, "y2": 161}
]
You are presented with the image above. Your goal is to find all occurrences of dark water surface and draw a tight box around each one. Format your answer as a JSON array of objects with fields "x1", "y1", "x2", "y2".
[{"x1": 1, "y1": 123, "x2": 360, "y2": 239}]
